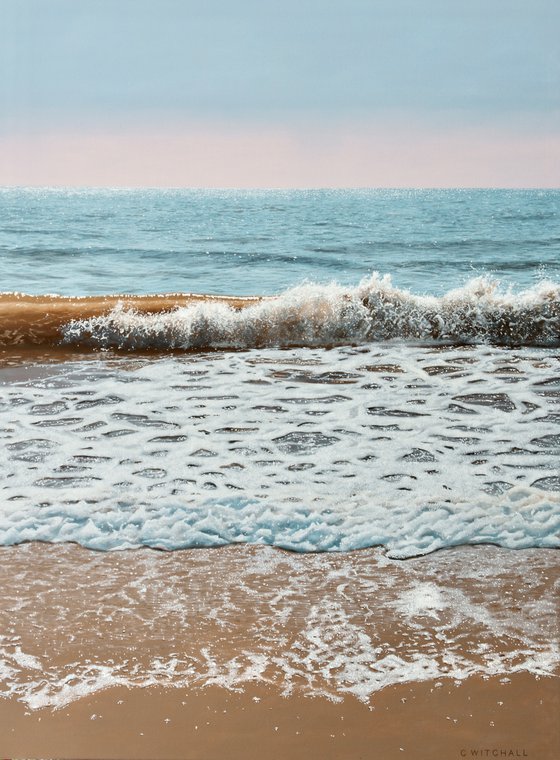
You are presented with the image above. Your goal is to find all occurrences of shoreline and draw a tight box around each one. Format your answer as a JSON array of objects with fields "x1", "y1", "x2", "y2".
[
  {"x1": 1, "y1": 336, "x2": 558, "y2": 758},
  {"x1": 0, "y1": 542, "x2": 558, "y2": 758}
]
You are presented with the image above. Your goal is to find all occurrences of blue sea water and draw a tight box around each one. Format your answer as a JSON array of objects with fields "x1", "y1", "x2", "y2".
[{"x1": 0, "y1": 188, "x2": 558, "y2": 296}]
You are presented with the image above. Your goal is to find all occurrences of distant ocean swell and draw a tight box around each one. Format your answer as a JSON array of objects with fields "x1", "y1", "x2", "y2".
[{"x1": 1, "y1": 274, "x2": 559, "y2": 350}]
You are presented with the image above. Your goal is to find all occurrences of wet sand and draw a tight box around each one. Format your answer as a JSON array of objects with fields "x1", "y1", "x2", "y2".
[
  {"x1": 2, "y1": 674, "x2": 558, "y2": 760},
  {"x1": 0, "y1": 543, "x2": 558, "y2": 759}
]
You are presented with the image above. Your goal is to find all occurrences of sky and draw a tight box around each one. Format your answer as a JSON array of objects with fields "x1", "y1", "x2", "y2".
[{"x1": 0, "y1": 0, "x2": 558, "y2": 187}]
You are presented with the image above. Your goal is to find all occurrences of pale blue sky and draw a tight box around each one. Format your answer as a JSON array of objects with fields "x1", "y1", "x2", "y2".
[{"x1": 1, "y1": 0, "x2": 558, "y2": 185}]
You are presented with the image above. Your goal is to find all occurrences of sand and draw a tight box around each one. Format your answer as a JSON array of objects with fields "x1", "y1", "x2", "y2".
[
  {"x1": 2, "y1": 674, "x2": 558, "y2": 760},
  {"x1": 0, "y1": 542, "x2": 558, "y2": 759}
]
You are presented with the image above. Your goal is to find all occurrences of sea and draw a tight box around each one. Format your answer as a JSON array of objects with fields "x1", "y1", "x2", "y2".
[{"x1": 0, "y1": 188, "x2": 559, "y2": 709}]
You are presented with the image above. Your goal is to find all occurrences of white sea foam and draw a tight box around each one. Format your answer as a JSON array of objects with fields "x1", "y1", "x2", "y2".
[
  {"x1": 61, "y1": 274, "x2": 560, "y2": 350},
  {"x1": 1, "y1": 343, "x2": 558, "y2": 558}
]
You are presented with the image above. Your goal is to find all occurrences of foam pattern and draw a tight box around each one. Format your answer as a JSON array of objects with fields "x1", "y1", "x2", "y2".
[
  {"x1": 1, "y1": 343, "x2": 558, "y2": 558},
  {"x1": 0, "y1": 544, "x2": 557, "y2": 708}
]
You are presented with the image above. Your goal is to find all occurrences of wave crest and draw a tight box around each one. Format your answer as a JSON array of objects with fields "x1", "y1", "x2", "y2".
[{"x1": 62, "y1": 275, "x2": 560, "y2": 350}]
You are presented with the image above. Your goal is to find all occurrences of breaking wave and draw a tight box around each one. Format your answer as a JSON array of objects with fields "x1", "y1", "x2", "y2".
[
  {"x1": 62, "y1": 275, "x2": 560, "y2": 349},
  {"x1": 1, "y1": 274, "x2": 559, "y2": 350}
]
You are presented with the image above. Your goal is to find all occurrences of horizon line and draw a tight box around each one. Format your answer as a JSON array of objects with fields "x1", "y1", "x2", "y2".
[{"x1": 1, "y1": 184, "x2": 558, "y2": 191}]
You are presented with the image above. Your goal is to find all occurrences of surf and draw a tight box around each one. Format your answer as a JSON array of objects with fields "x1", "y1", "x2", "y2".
[{"x1": 1, "y1": 274, "x2": 558, "y2": 351}]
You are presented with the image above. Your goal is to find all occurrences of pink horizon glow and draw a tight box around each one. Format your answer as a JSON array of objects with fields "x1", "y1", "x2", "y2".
[{"x1": 1, "y1": 124, "x2": 558, "y2": 188}]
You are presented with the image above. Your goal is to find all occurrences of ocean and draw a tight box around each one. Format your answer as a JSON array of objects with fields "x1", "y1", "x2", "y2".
[
  {"x1": 0, "y1": 188, "x2": 558, "y2": 715},
  {"x1": 1, "y1": 188, "x2": 558, "y2": 297}
]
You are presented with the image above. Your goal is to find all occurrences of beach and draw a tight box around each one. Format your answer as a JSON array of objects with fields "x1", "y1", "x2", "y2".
[
  {"x1": 0, "y1": 188, "x2": 558, "y2": 758},
  {"x1": 1, "y1": 542, "x2": 558, "y2": 759}
]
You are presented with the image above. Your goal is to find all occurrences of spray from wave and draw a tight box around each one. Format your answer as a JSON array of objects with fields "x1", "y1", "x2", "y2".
[{"x1": 62, "y1": 274, "x2": 560, "y2": 350}]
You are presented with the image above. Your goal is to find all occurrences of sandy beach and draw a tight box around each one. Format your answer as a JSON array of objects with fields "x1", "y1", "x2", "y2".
[
  {"x1": 0, "y1": 542, "x2": 558, "y2": 759},
  {"x1": 2, "y1": 673, "x2": 558, "y2": 759}
]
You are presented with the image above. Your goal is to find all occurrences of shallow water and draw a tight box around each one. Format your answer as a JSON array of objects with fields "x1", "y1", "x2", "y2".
[
  {"x1": 1, "y1": 543, "x2": 558, "y2": 709},
  {"x1": 1, "y1": 344, "x2": 558, "y2": 558}
]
